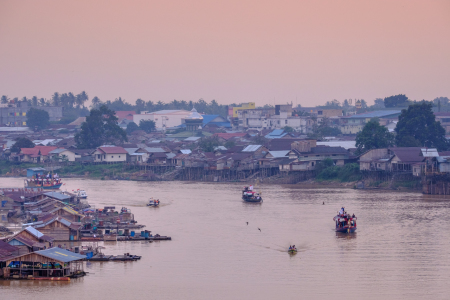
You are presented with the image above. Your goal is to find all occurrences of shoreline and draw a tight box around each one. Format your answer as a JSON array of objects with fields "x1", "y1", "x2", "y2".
[{"x1": 1, "y1": 174, "x2": 423, "y2": 193}]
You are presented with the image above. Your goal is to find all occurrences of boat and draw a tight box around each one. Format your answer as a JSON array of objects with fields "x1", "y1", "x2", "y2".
[
  {"x1": 76, "y1": 190, "x2": 88, "y2": 199},
  {"x1": 333, "y1": 207, "x2": 357, "y2": 233},
  {"x1": 24, "y1": 177, "x2": 62, "y2": 190},
  {"x1": 288, "y1": 247, "x2": 297, "y2": 254},
  {"x1": 242, "y1": 186, "x2": 262, "y2": 203},
  {"x1": 147, "y1": 198, "x2": 160, "y2": 207}
]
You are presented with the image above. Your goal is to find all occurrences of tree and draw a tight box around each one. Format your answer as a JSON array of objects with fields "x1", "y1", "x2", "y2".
[
  {"x1": 384, "y1": 94, "x2": 409, "y2": 108},
  {"x1": 198, "y1": 136, "x2": 221, "y2": 152},
  {"x1": 27, "y1": 108, "x2": 50, "y2": 130},
  {"x1": 283, "y1": 126, "x2": 294, "y2": 133},
  {"x1": 139, "y1": 120, "x2": 156, "y2": 133},
  {"x1": 126, "y1": 122, "x2": 139, "y2": 134},
  {"x1": 91, "y1": 96, "x2": 101, "y2": 108},
  {"x1": 11, "y1": 137, "x2": 34, "y2": 153},
  {"x1": 395, "y1": 102, "x2": 449, "y2": 150},
  {"x1": 75, "y1": 105, "x2": 127, "y2": 149},
  {"x1": 308, "y1": 117, "x2": 341, "y2": 140},
  {"x1": 373, "y1": 98, "x2": 385, "y2": 109},
  {"x1": 1, "y1": 95, "x2": 8, "y2": 104},
  {"x1": 355, "y1": 118, "x2": 394, "y2": 153}
]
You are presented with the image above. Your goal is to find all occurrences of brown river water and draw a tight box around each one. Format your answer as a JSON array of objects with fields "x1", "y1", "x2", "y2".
[{"x1": 1, "y1": 178, "x2": 450, "y2": 300}]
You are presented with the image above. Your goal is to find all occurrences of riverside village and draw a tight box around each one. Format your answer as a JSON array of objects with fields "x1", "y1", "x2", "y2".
[{"x1": 1, "y1": 94, "x2": 450, "y2": 281}]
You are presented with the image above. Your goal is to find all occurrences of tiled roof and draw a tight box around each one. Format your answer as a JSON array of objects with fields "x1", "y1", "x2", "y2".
[{"x1": 97, "y1": 146, "x2": 128, "y2": 154}]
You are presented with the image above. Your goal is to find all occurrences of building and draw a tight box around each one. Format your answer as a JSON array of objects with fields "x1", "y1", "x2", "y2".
[
  {"x1": 16, "y1": 146, "x2": 58, "y2": 163},
  {"x1": 230, "y1": 102, "x2": 255, "y2": 118},
  {"x1": 0, "y1": 101, "x2": 63, "y2": 126},
  {"x1": 133, "y1": 110, "x2": 191, "y2": 130},
  {"x1": 358, "y1": 147, "x2": 425, "y2": 173},
  {"x1": 48, "y1": 148, "x2": 76, "y2": 162},
  {"x1": 340, "y1": 110, "x2": 401, "y2": 134},
  {"x1": 184, "y1": 108, "x2": 203, "y2": 131},
  {"x1": 93, "y1": 146, "x2": 128, "y2": 162},
  {"x1": 1, "y1": 247, "x2": 85, "y2": 279}
]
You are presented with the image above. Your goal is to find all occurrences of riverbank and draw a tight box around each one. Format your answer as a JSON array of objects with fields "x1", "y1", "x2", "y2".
[{"x1": 0, "y1": 161, "x2": 422, "y2": 192}]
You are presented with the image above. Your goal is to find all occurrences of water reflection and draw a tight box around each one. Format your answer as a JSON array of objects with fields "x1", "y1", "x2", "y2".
[{"x1": 1, "y1": 178, "x2": 450, "y2": 300}]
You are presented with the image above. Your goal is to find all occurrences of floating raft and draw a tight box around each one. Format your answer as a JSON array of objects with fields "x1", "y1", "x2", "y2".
[{"x1": 32, "y1": 277, "x2": 70, "y2": 281}]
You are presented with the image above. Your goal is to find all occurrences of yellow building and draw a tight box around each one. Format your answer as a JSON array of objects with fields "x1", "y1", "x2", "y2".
[{"x1": 232, "y1": 102, "x2": 255, "y2": 118}]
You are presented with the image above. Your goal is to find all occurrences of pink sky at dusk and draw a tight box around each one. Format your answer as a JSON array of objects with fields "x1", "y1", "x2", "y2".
[{"x1": 0, "y1": 0, "x2": 449, "y2": 107}]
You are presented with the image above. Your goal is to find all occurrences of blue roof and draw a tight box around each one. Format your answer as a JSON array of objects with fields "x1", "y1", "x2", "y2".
[
  {"x1": 202, "y1": 115, "x2": 221, "y2": 124},
  {"x1": 345, "y1": 110, "x2": 401, "y2": 119},
  {"x1": 35, "y1": 247, "x2": 86, "y2": 262},
  {"x1": 265, "y1": 129, "x2": 288, "y2": 139}
]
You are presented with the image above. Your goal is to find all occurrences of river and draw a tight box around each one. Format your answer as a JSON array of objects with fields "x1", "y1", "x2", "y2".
[{"x1": 1, "y1": 178, "x2": 450, "y2": 300}]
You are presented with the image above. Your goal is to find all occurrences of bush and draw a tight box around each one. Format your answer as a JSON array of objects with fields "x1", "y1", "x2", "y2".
[{"x1": 316, "y1": 162, "x2": 361, "y2": 182}]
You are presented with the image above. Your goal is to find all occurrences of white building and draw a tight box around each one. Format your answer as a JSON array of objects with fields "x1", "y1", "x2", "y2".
[
  {"x1": 133, "y1": 110, "x2": 191, "y2": 130},
  {"x1": 93, "y1": 146, "x2": 128, "y2": 162},
  {"x1": 48, "y1": 148, "x2": 77, "y2": 162}
]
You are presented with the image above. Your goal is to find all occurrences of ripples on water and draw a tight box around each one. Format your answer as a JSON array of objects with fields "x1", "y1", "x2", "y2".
[{"x1": 1, "y1": 178, "x2": 450, "y2": 300}]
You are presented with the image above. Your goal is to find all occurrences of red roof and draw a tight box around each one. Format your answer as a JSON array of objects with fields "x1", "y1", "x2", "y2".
[
  {"x1": 115, "y1": 111, "x2": 136, "y2": 120},
  {"x1": 97, "y1": 146, "x2": 128, "y2": 154},
  {"x1": 21, "y1": 146, "x2": 58, "y2": 156},
  {"x1": 214, "y1": 133, "x2": 247, "y2": 140}
]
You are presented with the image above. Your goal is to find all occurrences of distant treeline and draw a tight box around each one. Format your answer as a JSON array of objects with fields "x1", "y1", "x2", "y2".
[{"x1": 2, "y1": 92, "x2": 449, "y2": 125}]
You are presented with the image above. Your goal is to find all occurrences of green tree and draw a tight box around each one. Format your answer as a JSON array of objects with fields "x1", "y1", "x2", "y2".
[
  {"x1": 308, "y1": 117, "x2": 341, "y2": 140},
  {"x1": 283, "y1": 126, "x2": 294, "y2": 133},
  {"x1": 198, "y1": 136, "x2": 221, "y2": 152},
  {"x1": 395, "y1": 102, "x2": 449, "y2": 150},
  {"x1": 75, "y1": 105, "x2": 127, "y2": 149},
  {"x1": 11, "y1": 137, "x2": 35, "y2": 153},
  {"x1": 355, "y1": 118, "x2": 394, "y2": 153},
  {"x1": 1, "y1": 95, "x2": 8, "y2": 104},
  {"x1": 27, "y1": 108, "x2": 50, "y2": 130},
  {"x1": 139, "y1": 120, "x2": 156, "y2": 133},
  {"x1": 384, "y1": 94, "x2": 409, "y2": 108},
  {"x1": 126, "y1": 122, "x2": 139, "y2": 134}
]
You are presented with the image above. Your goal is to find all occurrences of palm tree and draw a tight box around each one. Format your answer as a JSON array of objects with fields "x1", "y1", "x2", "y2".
[
  {"x1": 68, "y1": 92, "x2": 76, "y2": 108},
  {"x1": 32, "y1": 96, "x2": 38, "y2": 106},
  {"x1": 91, "y1": 96, "x2": 101, "y2": 108},
  {"x1": 39, "y1": 98, "x2": 46, "y2": 106},
  {"x1": 1, "y1": 95, "x2": 9, "y2": 104},
  {"x1": 52, "y1": 92, "x2": 60, "y2": 106},
  {"x1": 76, "y1": 91, "x2": 88, "y2": 108}
]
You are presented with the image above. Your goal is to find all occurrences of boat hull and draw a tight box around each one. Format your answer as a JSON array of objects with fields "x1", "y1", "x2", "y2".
[
  {"x1": 242, "y1": 197, "x2": 262, "y2": 203},
  {"x1": 335, "y1": 227, "x2": 357, "y2": 233}
]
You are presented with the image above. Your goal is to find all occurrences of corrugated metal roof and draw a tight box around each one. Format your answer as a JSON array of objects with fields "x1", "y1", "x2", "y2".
[
  {"x1": 35, "y1": 247, "x2": 86, "y2": 262},
  {"x1": 268, "y1": 150, "x2": 290, "y2": 158},
  {"x1": 24, "y1": 226, "x2": 44, "y2": 238},
  {"x1": 180, "y1": 149, "x2": 192, "y2": 154},
  {"x1": 124, "y1": 148, "x2": 139, "y2": 155},
  {"x1": 144, "y1": 147, "x2": 166, "y2": 153},
  {"x1": 242, "y1": 145, "x2": 262, "y2": 152},
  {"x1": 421, "y1": 148, "x2": 439, "y2": 157},
  {"x1": 44, "y1": 192, "x2": 71, "y2": 201},
  {"x1": 345, "y1": 110, "x2": 401, "y2": 119},
  {"x1": 184, "y1": 137, "x2": 201, "y2": 141},
  {"x1": 59, "y1": 218, "x2": 71, "y2": 227}
]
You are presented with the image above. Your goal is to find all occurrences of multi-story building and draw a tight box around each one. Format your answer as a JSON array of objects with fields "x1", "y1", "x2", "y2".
[
  {"x1": 0, "y1": 101, "x2": 63, "y2": 126},
  {"x1": 133, "y1": 110, "x2": 192, "y2": 130}
]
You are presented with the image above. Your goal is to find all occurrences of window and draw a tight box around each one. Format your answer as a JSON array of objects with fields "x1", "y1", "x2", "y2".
[
  {"x1": 119, "y1": 156, "x2": 121, "y2": 158},
  {"x1": 22, "y1": 122, "x2": 26, "y2": 125},
  {"x1": 285, "y1": 120, "x2": 287, "y2": 124},
  {"x1": 103, "y1": 155, "x2": 106, "y2": 159},
  {"x1": 111, "y1": 156, "x2": 114, "y2": 158},
  {"x1": 311, "y1": 162, "x2": 315, "y2": 166},
  {"x1": 22, "y1": 112, "x2": 26, "y2": 116},
  {"x1": 97, "y1": 155, "x2": 101, "y2": 159}
]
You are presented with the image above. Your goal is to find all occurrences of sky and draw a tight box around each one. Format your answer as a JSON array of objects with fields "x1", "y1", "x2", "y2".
[{"x1": 0, "y1": 0, "x2": 449, "y2": 107}]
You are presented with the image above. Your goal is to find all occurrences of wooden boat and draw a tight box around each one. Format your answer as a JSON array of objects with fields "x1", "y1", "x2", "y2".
[
  {"x1": 288, "y1": 248, "x2": 297, "y2": 254},
  {"x1": 333, "y1": 207, "x2": 357, "y2": 233},
  {"x1": 242, "y1": 186, "x2": 262, "y2": 203}
]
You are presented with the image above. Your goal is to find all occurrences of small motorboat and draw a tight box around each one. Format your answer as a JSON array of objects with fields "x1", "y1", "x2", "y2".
[
  {"x1": 147, "y1": 198, "x2": 160, "y2": 207},
  {"x1": 77, "y1": 190, "x2": 88, "y2": 199},
  {"x1": 288, "y1": 246, "x2": 297, "y2": 254},
  {"x1": 333, "y1": 207, "x2": 357, "y2": 233},
  {"x1": 242, "y1": 186, "x2": 263, "y2": 203}
]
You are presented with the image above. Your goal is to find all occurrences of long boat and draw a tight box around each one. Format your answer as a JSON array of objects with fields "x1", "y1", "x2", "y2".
[
  {"x1": 333, "y1": 208, "x2": 357, "y2": 233},
  {"x1": 24, "y1": 178, "x2": 63, "y2": 190}
]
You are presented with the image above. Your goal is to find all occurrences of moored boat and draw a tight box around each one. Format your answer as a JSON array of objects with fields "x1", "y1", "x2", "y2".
[
  {"x1": 242, "y1": 186, "x2": 262, "y2": 203},
  {"x1": 333, "y1": 207, "x2": 357, "y2": 233},
  {"x1": 77, "y1": 190, "x2": 88, "y2": 199}
]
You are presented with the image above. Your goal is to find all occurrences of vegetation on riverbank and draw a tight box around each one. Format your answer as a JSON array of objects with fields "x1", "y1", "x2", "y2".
[{"x1": 315, "y1": 159, "x2": 362, "y2": 182}]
